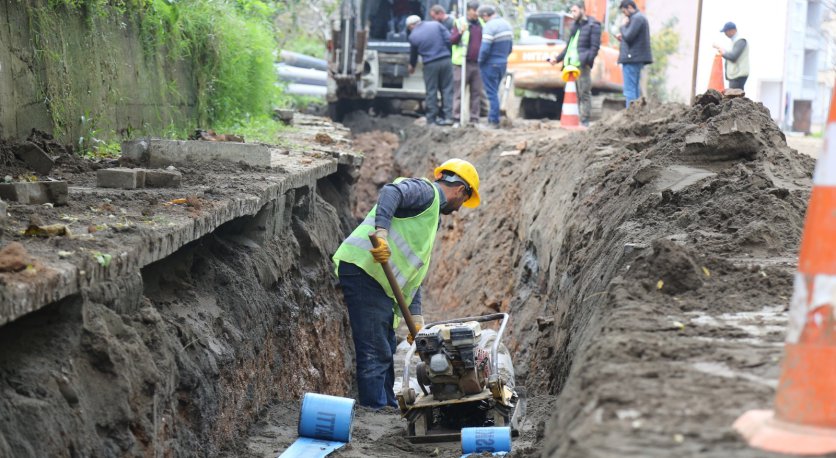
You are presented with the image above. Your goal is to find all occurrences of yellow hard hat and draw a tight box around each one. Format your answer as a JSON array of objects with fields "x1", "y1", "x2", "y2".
[
  {"x1": 434, "y1": 158, "x2": 480, "y2": 208},
  {"x1": 562, "y1": 65, "x2": 580, "y2": 82}
]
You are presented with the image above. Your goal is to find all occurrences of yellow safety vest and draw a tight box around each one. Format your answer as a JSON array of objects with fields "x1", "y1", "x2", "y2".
[
  {"x1": 333, "y1": 178, "x2": 440, "y2": 322},
  {"x1": 452, "y1": 17, "x2": 486, "y2": 66}
]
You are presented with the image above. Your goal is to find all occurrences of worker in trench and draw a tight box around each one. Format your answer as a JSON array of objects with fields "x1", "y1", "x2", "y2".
[{"x1": 332, "y1": 159, "x2": 481, "y2": 408}]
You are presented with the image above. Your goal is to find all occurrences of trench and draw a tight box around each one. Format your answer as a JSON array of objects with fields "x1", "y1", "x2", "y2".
[
  {"x1": 0, "y1": 95, "x2": 818, "y2": 457},
  {"x1": 332, "y1": 96, "x2": 813, "y2": 457}
]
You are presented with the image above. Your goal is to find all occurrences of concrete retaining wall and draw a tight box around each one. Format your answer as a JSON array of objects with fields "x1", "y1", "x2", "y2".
[{"x1": 0, "y1": 0, "x2": 197, "y2": 142}]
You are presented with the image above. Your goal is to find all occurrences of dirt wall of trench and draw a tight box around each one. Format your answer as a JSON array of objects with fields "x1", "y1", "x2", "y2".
[
  {"x1": 350, "y1": 93, "x2": 815, "y2": 455},
  {"x1": 0, "y1": 184, "x2": 353, "y2": 456}
]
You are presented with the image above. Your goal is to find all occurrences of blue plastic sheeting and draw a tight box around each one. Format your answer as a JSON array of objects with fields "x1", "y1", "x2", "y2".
[
  {"x1": 279, "y1": 437, "x2": 348, "y2": 457},
  {"x1": 460, "y1": 426, "x2": 512, "y2": 457},
  {"x1": 278, "y1": 393, "x2": 356, "y2": 458}
]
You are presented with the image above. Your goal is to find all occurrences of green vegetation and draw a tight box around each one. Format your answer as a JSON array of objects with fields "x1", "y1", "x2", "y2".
[
  {"x1": 213, "y1": 115, "x2": 293, "y2": 145},
  {"x1": 26, "y1": 0, "x2": 327, "y2": 153}
]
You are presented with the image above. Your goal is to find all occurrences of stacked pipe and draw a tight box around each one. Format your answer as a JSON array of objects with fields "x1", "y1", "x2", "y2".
[{"x1": 278, "y1": 50, "x2": 327, "y2": 97}]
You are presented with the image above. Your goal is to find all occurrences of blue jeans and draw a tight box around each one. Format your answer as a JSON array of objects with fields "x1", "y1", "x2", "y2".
[
  {"x1": 338, "y1": 262, "x2": 421, "y2": 408},
  {"x1": 622, "y1": 63, "x2": 644, "y2": 107},
  {"x1": 480, "y1": 62, "x2": 506, "y2": 124}
]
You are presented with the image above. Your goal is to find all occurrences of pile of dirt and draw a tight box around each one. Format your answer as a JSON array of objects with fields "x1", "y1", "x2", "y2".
[{"x1": 351, "y1": 95, "x2": 814, "y2": 455}]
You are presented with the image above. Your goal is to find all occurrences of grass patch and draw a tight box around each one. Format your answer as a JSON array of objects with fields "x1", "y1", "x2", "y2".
[{"x1": 212, "y1": 115, "x2": 293, "y2": 145}]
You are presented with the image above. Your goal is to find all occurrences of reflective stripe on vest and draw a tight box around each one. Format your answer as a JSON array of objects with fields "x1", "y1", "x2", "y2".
[
  {"x1": 332, "y1": 178, "x2": 440, "y2": 314},
  {"x1": 565, "y1": 30, "x2": 581, "y2": 67}
]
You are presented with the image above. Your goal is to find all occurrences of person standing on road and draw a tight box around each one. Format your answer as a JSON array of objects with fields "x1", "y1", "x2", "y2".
[
  {"x1": 332, "y1": 159, "x2": 481, "y2": 409},
  {"x1": 477, "y1": 5, "x2": 513, "y2": 128},
  {"x1": 550, "y1": 2, "x2": 601, "y2": 126},
  {"x1": 615, "y1": 0, "x2": 652, "y2": 108},
  {"x1": 451, "y1": 1, "x2": 485, "y2": 126},
  {"x1": 430, "y1": 4, "x2": 455, "y2": 32},
  {"x1": 407, "y1": 15, "x2": 455, "y2": 126},
  {"x1": 713, "y1": 22, "x2": 749, "y2": 90}
]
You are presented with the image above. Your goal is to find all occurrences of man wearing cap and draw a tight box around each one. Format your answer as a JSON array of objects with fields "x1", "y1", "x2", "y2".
[
  {"x1": 713, "y1": 22, "x2": 749, "y2": 90},
  {"x1": 332, "y1": 158, "x2": 481, "y2": 409},
  {"x1": 407, "y1": 15, "x2": 455, "y2": 126}
]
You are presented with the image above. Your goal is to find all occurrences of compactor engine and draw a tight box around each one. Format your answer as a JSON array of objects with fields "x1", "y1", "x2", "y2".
[{"x1": 414, "y1": 322, "x2": 491, "y2": 401}]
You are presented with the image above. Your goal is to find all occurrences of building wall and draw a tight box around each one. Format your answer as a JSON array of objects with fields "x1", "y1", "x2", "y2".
[{"x1": 645, "y1": 0, "x2": 833, "y2": 131}]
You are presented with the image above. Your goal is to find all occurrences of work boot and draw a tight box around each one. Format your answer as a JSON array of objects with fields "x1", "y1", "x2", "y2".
[
  {"x1": 436, "y1": 119, "x2": 453, "y2": 126},
  {"x1": 581, "y1": 118, "x2": 590, "y2": 127}
]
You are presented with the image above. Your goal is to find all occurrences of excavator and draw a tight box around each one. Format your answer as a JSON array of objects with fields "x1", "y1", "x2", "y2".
[
  {"x1": 504, "y1": 0, "x2": 646, "y2": 120},
  {"x1": 325, "y1": 0, "x2": 450, "y2": 121}
]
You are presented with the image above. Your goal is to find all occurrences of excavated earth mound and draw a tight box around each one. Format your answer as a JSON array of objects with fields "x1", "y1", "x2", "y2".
[{"x1": 346, "y1": 95, "x2": 814, "y2": 456}]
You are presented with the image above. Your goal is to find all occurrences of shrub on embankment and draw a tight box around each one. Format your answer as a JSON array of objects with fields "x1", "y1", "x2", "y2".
[{"x1": 2, "y1": 0, "x2": 281, "y2": 144}]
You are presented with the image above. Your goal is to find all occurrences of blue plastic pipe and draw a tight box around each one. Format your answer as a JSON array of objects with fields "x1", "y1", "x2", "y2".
[
  {"x1": 278, "y1": 393, "x2": 356, "y2": 458},
  {"x1": 461, "y1": 426, "x2": 512, "y2": 457}
]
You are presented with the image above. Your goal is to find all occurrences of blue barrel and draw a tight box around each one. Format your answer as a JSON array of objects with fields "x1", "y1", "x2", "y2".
[
  {"x1": 461, "y1": 427, "x2": 512, "y2": 454},
  {"x1": 298, "y1": 393, "x2": 355, "y2": 442}
]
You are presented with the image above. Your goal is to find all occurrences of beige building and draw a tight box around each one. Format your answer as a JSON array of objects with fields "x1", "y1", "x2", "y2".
[{"x1": 643, "y1": 0, "x2": 834, "y2": 132}]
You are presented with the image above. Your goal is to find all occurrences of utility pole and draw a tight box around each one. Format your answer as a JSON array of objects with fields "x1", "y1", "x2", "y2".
[
  {"x1": 459, "y1": 0, "x2": 469, "y2": 124},
  {"x1": 689, "y1": 0, "x2": 704, "y2": 103}
]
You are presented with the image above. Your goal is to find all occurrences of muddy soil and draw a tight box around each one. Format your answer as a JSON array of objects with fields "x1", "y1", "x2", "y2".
[
  {"x1": 0, "y1": 118, "x2": 357, "y2": 456},
  {"x1": 286, "y1": 95, "x2": 814, "y2": 457}
]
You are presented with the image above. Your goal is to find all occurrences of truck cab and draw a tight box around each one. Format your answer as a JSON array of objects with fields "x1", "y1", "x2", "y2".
[{"x1": 518, "y1": 12, "x2": 573, "y2": 45}]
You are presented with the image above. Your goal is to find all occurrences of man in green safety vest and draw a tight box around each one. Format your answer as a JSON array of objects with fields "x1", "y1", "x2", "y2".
[
  {"x1": 550, "y1": 2, "x2": 601, "y2": 126},
  {"x1": 451, "y1": 1, "x2": 485, "y2": 125},
  {"x1": 332, "y1": 158, "x2": 481, "y2": 408}
]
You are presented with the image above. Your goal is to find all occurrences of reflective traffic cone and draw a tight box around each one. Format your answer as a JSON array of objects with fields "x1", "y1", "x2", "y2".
[
  {"x1": 733, "y1": 86, "x2": 836, "y2": 455},
  {"x1": 560, "y1": 65, "x2": 585, "y2": 130},
  {"x1": 708, "y1": 52, "x2": 725, "y2": 92}
]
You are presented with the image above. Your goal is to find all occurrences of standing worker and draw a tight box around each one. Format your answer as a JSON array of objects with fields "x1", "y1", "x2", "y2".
[
  {"x1": 408, "y1": 15, "x2": 455, "y2": 126},
  {"x1": 713, "y1": 22, "x2": 750, "y2": 90},
  {"x1": 451, "y1": 1, "x2": 484, "y2": 126},
  {"x1": 615, "y1": 0, "x2": 652, "y2": 108},
  {"x1": 550, "y1": 2, "x2": 601, "y2": 126},
  {"x1": 477, "y1": 5, "x2": 513, "y2": 128},
  {"x1": 332, "y1": 159, "x2": 481, "y2": 409}
]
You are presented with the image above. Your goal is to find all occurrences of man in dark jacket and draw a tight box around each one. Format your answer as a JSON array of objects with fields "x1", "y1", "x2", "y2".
[
  {"x1": 551, "y1": 2, "x2": 600, "y2": 126},
  {"x1": 408, "y1": 15, "x2": 454, "y2": 125},
  {"x1": 616, "y1": 0, "x2": 652, "y2": 107}
]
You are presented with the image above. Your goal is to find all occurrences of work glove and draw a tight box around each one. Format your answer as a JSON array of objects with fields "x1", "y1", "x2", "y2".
[
  {"x1": 369, "y1": 228, "x2": 391, "y2": 264},
  {"x1": 407, "y1": 315, "x2": 425, "y2": 345}
]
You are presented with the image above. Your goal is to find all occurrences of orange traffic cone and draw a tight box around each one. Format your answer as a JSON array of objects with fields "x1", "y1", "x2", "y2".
[
  {"x1": 708, "y1": 52, "x2": 725, "y2": 92},
  {"x1": 560, "y1": 65, "x2": 585, "y2": 130},
  {"x1": 733, "y1": 86, "x2": 836, "y2": 454}
]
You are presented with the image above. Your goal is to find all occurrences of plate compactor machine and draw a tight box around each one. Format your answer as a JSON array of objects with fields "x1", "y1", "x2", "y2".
[
  {"x1": 367, "y1": 233, "x2": 519, "y2": 442},
  {"x1": 397, "y1": 313, "x2": 518, "y2": 442}
]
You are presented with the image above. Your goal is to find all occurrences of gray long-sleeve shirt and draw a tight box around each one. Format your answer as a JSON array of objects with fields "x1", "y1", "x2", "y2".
[
  {"x1": 374, "y1": 178, "x2": 446, "y2": 230},
  {"x1": 723, "y1": 38, "x2": 747, "y2": 62},
  {"x1": 372, "y1": 178, "x2": 446, "y2": 316}
]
